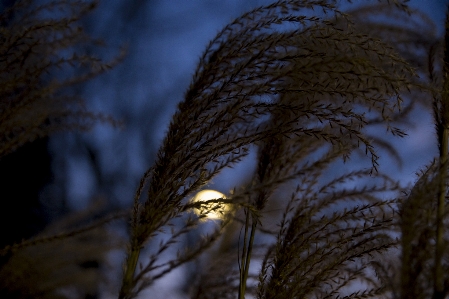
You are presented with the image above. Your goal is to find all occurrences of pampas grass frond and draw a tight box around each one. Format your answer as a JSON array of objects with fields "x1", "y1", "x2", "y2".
[
  {"x1": 4, "y1": 0, "x2": 449, "y2": 298},
  {"x1": 0, "y1": 0, "x2": 124, "y2": 158},
  {"x1": 118, "y1": 1, "x2": 422, "y2": 298}
]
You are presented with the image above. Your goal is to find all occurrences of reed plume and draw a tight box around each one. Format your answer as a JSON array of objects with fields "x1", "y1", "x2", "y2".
[{"x1": 118, "y1": 1, "x2": 421, "y2": 298}]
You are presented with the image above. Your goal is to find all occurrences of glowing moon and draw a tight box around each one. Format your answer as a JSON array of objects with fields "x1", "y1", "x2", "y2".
[{"x1": 192, "y1": 190, "x2": 228, "y2": 220}]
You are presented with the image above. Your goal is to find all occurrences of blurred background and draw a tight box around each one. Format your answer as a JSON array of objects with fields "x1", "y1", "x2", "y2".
[{"x1": 0, "y1": 0, "x2": 448, "y2": 298}]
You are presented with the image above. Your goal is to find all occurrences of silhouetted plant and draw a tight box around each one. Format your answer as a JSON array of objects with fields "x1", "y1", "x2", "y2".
[
  {"x1": 117, "y1": 1, "x2": 423, "y2": 298},
  {"x1": 390, "y1": 8, "x2": 449, "y2": 299},
  {"x1": 0, "y1": 0, "x2": 124, "y2": 158},
  {"x1": 2, "y1": 0, "x2": 447, "y2": 299},
  {"x1": 340, "y1": 3, "x2": 449, "y2": 299},
  {"x1": 0, "y1": 0, "x2": 124, "y2": 298},
  {"x1": 328, "y1": 3, "x2": 449, "y2": 299}
]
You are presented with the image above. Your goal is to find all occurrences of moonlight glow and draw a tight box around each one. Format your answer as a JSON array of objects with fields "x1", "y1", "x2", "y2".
[{"x1": 192, "y1": 190, "x2": 228, "y2": 220}]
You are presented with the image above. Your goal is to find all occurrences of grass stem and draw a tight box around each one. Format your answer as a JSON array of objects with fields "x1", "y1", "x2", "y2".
[{"x1": 119, "y1": 247, "x2": 140, "y2": 299}]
